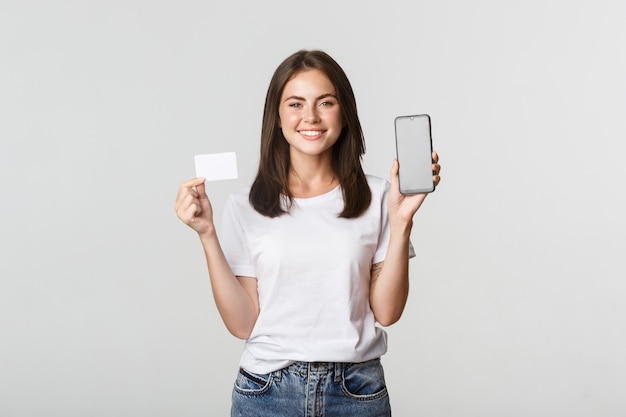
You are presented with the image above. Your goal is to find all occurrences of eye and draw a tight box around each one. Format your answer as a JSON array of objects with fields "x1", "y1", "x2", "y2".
[
  {"x1": 319, "y1": 101, "x2": 334, "y2": 107},
  {"x1": 288, "y1": 102, "x2": 302, "y2": 108}
]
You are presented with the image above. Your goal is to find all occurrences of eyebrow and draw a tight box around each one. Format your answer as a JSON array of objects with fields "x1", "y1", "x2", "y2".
[{"x1": 283, "y1": 93, "x2": 338, "y2": 102}]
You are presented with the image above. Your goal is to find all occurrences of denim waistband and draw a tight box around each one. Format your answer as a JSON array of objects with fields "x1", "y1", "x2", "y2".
[{"x1": 286, "y1": 361, "x2": 345, "y2": 377}]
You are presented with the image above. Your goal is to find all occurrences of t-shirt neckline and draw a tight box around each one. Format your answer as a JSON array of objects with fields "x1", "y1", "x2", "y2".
[{"x1": 291, "y1": 184, "x2": 341, "y2": 204}]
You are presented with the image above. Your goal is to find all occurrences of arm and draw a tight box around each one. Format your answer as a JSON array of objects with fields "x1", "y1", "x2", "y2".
[
  {"x1": 175, "y1": 178, "x2": 259, "y2": 339},
  {"x1": 369, "y1": 153, "x2": 441, "y2": 326}
]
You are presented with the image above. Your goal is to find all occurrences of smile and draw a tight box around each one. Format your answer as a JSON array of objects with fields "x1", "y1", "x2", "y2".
[{"x1": 299, "y1": 130, "x2": 325, "y2": 137}]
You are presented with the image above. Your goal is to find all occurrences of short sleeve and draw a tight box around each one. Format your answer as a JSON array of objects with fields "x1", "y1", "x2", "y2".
[
  {"x1": 220, "y1": 194, "x2": 257, "y2": 278},
  {"x1": 372, "y1": 179, "x2": 416, "y2": 265}
]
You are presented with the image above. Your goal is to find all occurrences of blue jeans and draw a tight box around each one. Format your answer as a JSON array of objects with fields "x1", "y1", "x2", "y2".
[{"x1": 231, "y1": 358, "x2": 391, "y2": 417}]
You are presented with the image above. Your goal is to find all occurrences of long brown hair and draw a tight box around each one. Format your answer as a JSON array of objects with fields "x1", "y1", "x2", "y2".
[{"x1": 249, "y1": 50, "x2": 371, "y2": 218}]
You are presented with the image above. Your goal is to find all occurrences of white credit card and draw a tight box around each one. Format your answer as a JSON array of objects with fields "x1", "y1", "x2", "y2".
[{"x1": 194, "y1": 152, "x2": 238, "y2": 181}]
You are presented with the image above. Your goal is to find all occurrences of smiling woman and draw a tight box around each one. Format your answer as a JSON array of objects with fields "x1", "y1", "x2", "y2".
[
  {"x1": 278, "y1": 69, "x2": 343, "y2": 197},
  {"x1": 251, "y1": 50, "x2": 375, "y2": 219},
  {"x1": 174, "y1": 49, "x2": 441, "y2": 417}
]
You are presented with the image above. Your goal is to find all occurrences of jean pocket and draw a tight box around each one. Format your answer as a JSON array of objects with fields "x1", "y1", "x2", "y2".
[
  {"x1": 341, "y1": 359, "x2": 388, "y2": 401},
  {"x1": 233, "y1": 368, "x2": 273, "y2": 395}
]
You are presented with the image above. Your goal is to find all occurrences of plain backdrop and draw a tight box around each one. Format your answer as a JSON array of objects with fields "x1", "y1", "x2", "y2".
[{"x1": 1, "y1": 1, "x2": 625, "y2": 416}]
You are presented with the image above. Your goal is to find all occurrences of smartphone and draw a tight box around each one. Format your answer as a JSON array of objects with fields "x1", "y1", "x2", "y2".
[{"x1": 394, "y1": 114, "x2": 435, "y2": 194}]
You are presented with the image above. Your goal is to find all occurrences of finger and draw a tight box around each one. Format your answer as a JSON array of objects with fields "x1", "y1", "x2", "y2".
[
  {"x1": 432, "y1": 151, "x2": 439, "y2": 164},
  {"x1": 179, "y1": 203, "x2": 200, "y2": 224},
  {"x1": 176, "y1": 193, "x2": 198, "y2": 215},
  {"x1": 196, "y1": 180, "x2": 208, "y2": 200},
  {"x1": 389, "y1": 159, "x2": 400, "y2": 188},
  {"x1": 432, "y1": 163, "x2": 441, "y2": 176},
  {"x1": 390, "y1": 159, "x2": 399, "y2": 177},
  {"x1": 178, "y1": 194, "x2": 204, "y2": 222},
  {"x1": 183, "y1": 192, "x2": 200, "y2": 209},
  {"x1": 176, "y1": 177, "x2": 204, "y2": 205},
  {"x1": 177, "y1": 178, "x2": 202, "y2": 196},
  {"x1": 180, "y1": 177, "x2": 206, "y2": 188}
]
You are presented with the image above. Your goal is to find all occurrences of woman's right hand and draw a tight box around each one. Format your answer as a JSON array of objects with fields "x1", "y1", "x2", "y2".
[{"x1": 175, "y1": 178, "x2": 214, "y2": 235}]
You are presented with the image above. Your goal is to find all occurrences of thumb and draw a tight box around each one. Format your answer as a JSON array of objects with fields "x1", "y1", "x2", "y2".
[
  {"x1": 195, "y1": 178, "x2": 208, "y2": 199},
  {"x1": 390, "y1": 159, "x2": 400, "y2": 186},
  {"x1": 390, "y1": 159, "x2": 399, "y2": 175}
]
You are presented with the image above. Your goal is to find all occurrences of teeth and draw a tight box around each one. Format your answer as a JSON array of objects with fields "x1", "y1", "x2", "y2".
[{"x1": 300, "y1": 130, "x2": 323, "y2": 136}]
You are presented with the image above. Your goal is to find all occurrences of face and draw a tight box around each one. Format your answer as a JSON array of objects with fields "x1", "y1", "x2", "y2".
[{"x1": 278, "y1": 69, "x2": 343, "y2": 161}]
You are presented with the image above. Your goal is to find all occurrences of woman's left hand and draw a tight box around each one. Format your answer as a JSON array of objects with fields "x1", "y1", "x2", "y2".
[{"x1": 388, "y1": 151, "x2": 441, "y2": 225}]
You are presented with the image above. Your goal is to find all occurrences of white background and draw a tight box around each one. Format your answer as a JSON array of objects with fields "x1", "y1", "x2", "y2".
[{"x1": 1, "y1": 1, "x2": 625, "y2": 416}]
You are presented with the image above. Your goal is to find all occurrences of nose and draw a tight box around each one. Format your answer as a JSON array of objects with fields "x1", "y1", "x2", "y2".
[{"x1": 305, "y1": 106, "x2": 320, "y2": 123}]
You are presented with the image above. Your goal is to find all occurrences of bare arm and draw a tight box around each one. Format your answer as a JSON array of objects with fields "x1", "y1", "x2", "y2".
[
  {"x1": 369, "y1": 153, "x2": 441, "y2": 326},
  {"x1": 198, "y1": 231, "x2": 259, "y2": 339},
  {"x1": 175, "y1": 178, "x2": 259, "y2": 339},
  {"x1": 368, "y1": 222, "x2": 412, "y2": 327}
]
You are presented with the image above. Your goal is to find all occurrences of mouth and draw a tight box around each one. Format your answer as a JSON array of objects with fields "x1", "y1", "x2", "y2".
[{"x1": 298, "y1": 130, "x2": 325, "y2": 140}]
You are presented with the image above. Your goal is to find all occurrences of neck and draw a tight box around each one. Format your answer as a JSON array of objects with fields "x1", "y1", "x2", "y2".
[{"x1": 288, "y1": 153, "x2": 338, "y2": 198}]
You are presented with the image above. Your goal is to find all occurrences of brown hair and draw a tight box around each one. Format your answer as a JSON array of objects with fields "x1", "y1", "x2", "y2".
[{"x1": 249, "y1": 50, "x2": 371, "y2": 218}]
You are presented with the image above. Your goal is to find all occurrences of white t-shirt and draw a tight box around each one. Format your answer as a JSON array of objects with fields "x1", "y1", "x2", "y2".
[{"x1": 220, "y1": 175, "x2": 414, "y2": 374}]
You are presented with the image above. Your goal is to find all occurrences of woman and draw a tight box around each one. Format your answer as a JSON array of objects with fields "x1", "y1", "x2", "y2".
[{"x1": 175, "y1": 49, "x2": 441, "y2": 416}]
